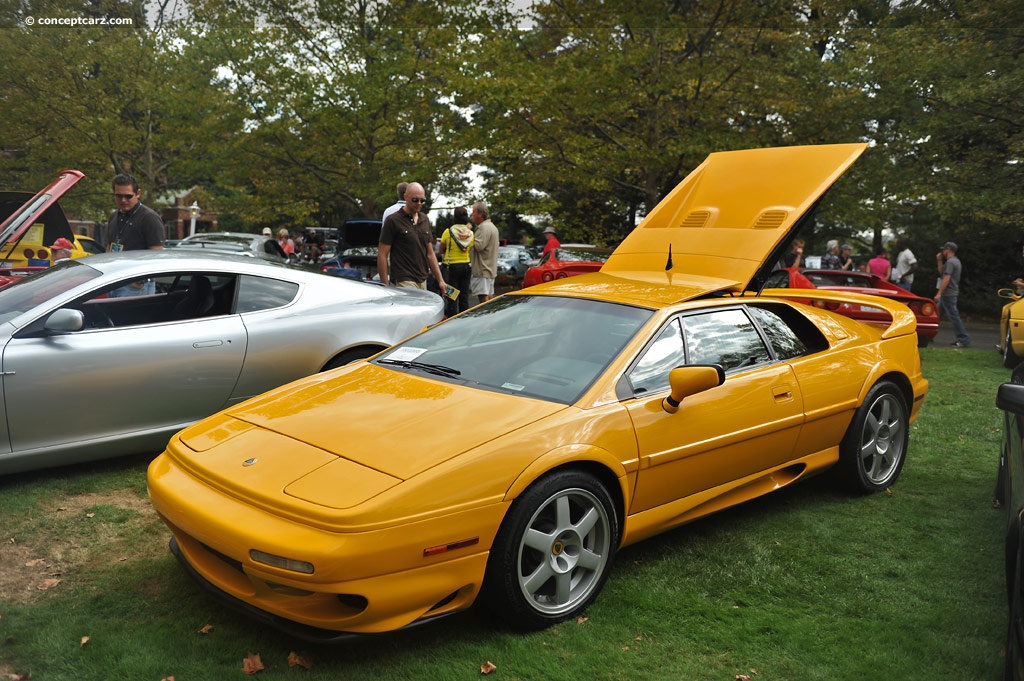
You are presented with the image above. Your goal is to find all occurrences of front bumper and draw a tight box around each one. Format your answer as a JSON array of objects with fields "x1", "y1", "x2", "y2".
[{"x1": 148, "y1": 453, "x2": 504, "y2": 635}]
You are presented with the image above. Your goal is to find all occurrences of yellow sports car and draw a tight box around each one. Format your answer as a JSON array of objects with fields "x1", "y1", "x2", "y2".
[
  {"x1": 148, "y1": 143, "x2": 928, "y2": 640},
  {"x1": 999, "y1": 287, "x2": 1024, "y2": 368}
]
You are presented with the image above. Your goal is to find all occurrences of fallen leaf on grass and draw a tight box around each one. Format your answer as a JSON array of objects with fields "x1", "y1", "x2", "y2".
[
  {"x1": 160, "y1": 676, "x2": 175, "y2": 681},
  {"x1": 242, "y1": 652, "x2": 264, "y2": 674},
  {"x1": 5, "y1": 672, "x2": 29, "y2": 680},
  {"x1": 576, "y1": 616, "x2": 589, "y2": 624},
  {"x1": 24, "y1": 558, "x2": 45, "y2": 567},
  {"x1": 85, "y1": 513, "x2": 95, "y2": 518},
  {"x1": 480, "y1": 660, "x2": 497, "y2": 674},
  {"x1": 198, "y1": 624, "x2": 214, "y2": 635},
  {"x1": 80, "y1": 635, "x2": 90, "y2": 647},
  {"x1": 287, "y1": 651, "x2": 314, "y2": 669},
  {"x1": 36, "y1": 578, "x2": 61, "y2": 591}
]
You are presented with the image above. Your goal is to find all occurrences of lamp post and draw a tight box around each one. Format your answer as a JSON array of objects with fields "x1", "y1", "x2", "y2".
[{"x1": 189, "y1": 201, "x2": 200, "y2": 236}]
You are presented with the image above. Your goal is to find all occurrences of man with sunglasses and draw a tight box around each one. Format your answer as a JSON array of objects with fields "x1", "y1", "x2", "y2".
[
  {"x1": 106, "y1": 173, "x2": 164, "y2": 297},
  {"x1": 107, "y1": 173, "x2": 165, "y2": 253},
  {"x1": 377, "y1": 182, "x2": 447, "y2": 293}
]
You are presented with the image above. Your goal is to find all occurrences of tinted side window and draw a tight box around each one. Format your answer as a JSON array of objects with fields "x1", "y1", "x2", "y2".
[
  {"x1": 236, "y1": 275, "x2": 299, "y2": 313},
  {"x1": 763, "y1": 269, "x2": 790, "y2": 288},
  {"x1": 750, "y1": 303, "x2": 829, "y2": 357},
  {"x1": 627, "y1": 318, "x2": 684, "y2": 394},
  {"x1": 682, "y1": 309, "x2": 770, "y2": 373},
  {"x1": 749, "y1": 306, "x2": 808, "y2": 360}
]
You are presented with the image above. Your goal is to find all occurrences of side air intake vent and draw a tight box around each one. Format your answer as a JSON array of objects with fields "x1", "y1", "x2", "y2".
[
  {"x1": 752, "y1": 210, "x2": 788, "y2": 229},
  {"x1": 678, "y1": 210, "x2": 711, "y2": 228}
]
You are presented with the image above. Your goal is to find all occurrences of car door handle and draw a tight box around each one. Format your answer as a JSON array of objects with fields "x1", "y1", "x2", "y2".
[
  {"x1": 772, "y1": 386, "x2": 794, "y2": 402},
  {"x1": 193, "y1": 340, "x2": 225, "y2": 348}
]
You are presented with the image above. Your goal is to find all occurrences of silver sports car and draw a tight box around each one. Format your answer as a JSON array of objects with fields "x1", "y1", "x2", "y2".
[{"x1": 0, "y1": 250, "x2": 444, "y2": 474}]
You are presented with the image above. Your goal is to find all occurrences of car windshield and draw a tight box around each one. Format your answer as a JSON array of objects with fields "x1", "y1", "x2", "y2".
[
  {"x1": 0, "y1": 261, "x2": 102, "y2": 324},
  {"x1": 558, "y1": 248, "x2": 612, "y2": 263},
  {"x1": 375, "y1": 295, "x2": 652, "y2": 404}
]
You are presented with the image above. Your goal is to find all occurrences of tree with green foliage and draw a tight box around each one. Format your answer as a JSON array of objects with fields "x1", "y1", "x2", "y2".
[
  {"x1": 0, "y1": 0, "x2": 241, "y2": 223},
  {"x1": 179, "y1": 0, "x2": 517, "y2": 230}
]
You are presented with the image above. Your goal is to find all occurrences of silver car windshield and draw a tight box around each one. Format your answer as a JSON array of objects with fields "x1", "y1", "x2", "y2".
[
  {"x1": 376, "y1": 295, "x2": 652, "y2": 404},
  {"x1": 0, "y1": 261, "x2": 102, "y2": 324}
]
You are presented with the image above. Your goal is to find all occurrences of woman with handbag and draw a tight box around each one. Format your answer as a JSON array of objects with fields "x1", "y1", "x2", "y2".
[{"x1": 438, "y1": 206, "x2": 474, "y2": 315}]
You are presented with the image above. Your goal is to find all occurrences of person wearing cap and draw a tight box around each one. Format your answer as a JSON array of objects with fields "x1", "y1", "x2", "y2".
[
  {"x1": 541, "y1": 226, "x2": 561, "y2": 258},
  {"x1": 839, "y1": 243, "x2": 854, "y2": 270},
  {"x1": 935, "y1": 241, "x2": 970, "y2": 347},
  {"x1": 49, "y1": 237, "x2": 74, "y2": 264},
  {"x1": 469, "y1": 201, "x2": 499, "y2": 304},
  {"x1": 261, "y1": 227, "x2": 272, "y2": 237}
]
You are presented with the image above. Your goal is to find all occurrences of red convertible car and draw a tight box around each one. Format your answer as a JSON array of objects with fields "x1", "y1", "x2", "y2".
[
  {"x1": 522, "y1": 245, "x2": 613, "y2": 288},
  {"x1": 763, "y1": 267, "x2": 938, "y2": 347}
]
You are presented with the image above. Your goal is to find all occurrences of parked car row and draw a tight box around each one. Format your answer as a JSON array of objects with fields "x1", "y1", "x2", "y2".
[{"x1": 23, "y1": 150, "x2": 1022, "y2": 663}]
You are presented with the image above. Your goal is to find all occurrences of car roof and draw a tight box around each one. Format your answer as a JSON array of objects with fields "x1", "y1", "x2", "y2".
[
  {"x1": 66, "y1": 249, "x2": 307, "y2": 279},
  {"x1": 601, "y1": 143, "x2": 867, "y2": 298}
]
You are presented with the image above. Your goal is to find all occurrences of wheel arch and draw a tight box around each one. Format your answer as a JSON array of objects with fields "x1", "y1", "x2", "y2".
[
  {"x1": 502, "y1": 447, "x2": 629, "y2": 543},
  {"x1": 320, "y1": 344, "x2": 387, "y2": 371},
  {"x1": 869, "y1": 369, "x2": 913, "y2": 413}
]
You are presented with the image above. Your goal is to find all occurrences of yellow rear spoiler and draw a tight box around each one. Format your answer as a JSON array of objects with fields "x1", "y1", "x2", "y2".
[{"x1": 758, "y1": 288, "x2": 918, "y2": 339}]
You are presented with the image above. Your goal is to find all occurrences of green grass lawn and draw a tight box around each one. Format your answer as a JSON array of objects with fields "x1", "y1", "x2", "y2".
[{"x1": 0, "y1": 347, "x2": 1010, "y2": 680}]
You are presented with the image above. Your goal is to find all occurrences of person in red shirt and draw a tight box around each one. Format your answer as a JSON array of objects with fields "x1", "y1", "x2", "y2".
[{"x1": 541, "y1": 227, "x2": 561, "y2": 257}]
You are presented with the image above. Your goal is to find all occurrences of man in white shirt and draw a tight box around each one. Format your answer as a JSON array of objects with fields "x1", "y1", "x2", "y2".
[
  {"x1": 892, "y1": 237, "x2": 918, "y2": 290},
  {"x1": 382, "y1": 182, "x2": 407, "y2": 222}
]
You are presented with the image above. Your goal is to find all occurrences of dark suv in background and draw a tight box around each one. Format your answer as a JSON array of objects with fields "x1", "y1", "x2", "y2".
[{"x1": 319, "y1": 218, "x2": 383, "y2": 281}]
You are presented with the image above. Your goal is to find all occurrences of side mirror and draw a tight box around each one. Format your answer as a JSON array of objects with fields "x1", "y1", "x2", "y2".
[
  {"x1": 999, "y1": 288, "x2": 1021, "y2": 301},
  {"x1": 662, "y1": 364, "x2": 726, "y2": 414},
  {"x1": 44, "y1": 308, "x2": 85, "y2": 333}
]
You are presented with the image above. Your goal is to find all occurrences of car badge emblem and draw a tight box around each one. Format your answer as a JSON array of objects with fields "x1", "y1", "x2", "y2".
[{"x1": 242, "y1": 457, "x2": 258, "y2": 467}]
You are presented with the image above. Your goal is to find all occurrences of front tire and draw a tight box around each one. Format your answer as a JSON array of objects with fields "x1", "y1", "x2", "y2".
[
  {"x1": 322, "y1": 346, "x2": 381, "y2": 371},
  {"x1": 482, "y1": 469, "x2": 619, "y2": 630},
  {"x1": 838, "y1": 381, "x2": 908, "y2": 493}
]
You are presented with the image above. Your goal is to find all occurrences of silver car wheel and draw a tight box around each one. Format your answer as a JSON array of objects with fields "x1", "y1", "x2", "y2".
[
  {"x1": 840, "y1": 381, "x2": 908, "y2": 493},
  {"x1": 856, "y1": 391, "x2": 905, "y2": 487},
  {"x1": 482, "y1": 469, "x2": 619, "y2": 629},
  {"x1": 515, "y1": 487, "x2": 612, "y2": 617}
]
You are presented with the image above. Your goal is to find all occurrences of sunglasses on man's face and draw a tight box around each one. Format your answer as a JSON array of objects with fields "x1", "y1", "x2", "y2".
[
  {"x1": 408, "y1": 197, "x2": 427, "y2": 204},
  {"x1": 114, "y1": 193, "x2": 136, "y2": 200}
]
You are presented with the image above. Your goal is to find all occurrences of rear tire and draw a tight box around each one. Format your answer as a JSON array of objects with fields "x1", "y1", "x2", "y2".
[
  {"x1": 838, "y1": 380, "x2": 908, "y2": 493},
  {"x1": 1005, "y1": 329, "x2": 1020, "y2": 369},
  {"x1": 482, "y1": 469, "x2": 619, "y2": 630}
]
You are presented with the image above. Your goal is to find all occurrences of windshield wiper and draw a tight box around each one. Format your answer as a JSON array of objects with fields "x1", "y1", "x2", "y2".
[{"x1": 378, "y1": 358, "x2": 462, "y2": 378}]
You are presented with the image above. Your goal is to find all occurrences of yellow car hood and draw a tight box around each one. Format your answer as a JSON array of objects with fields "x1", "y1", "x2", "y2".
[
  {"x1": 602, "y1": 143, "x2": 867, "y2": 295},
  {"x1": 181, "y1": 364, "x2": 565, "y2": 489}
]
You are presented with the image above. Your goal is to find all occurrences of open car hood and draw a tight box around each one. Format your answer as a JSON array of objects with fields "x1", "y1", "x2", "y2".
[
  {"x1": 602, "y1": 143, "x2": 867, "y2": 296},
  {"x1": 0, "y1": 170, "x2": 84, "y2": 256}
]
